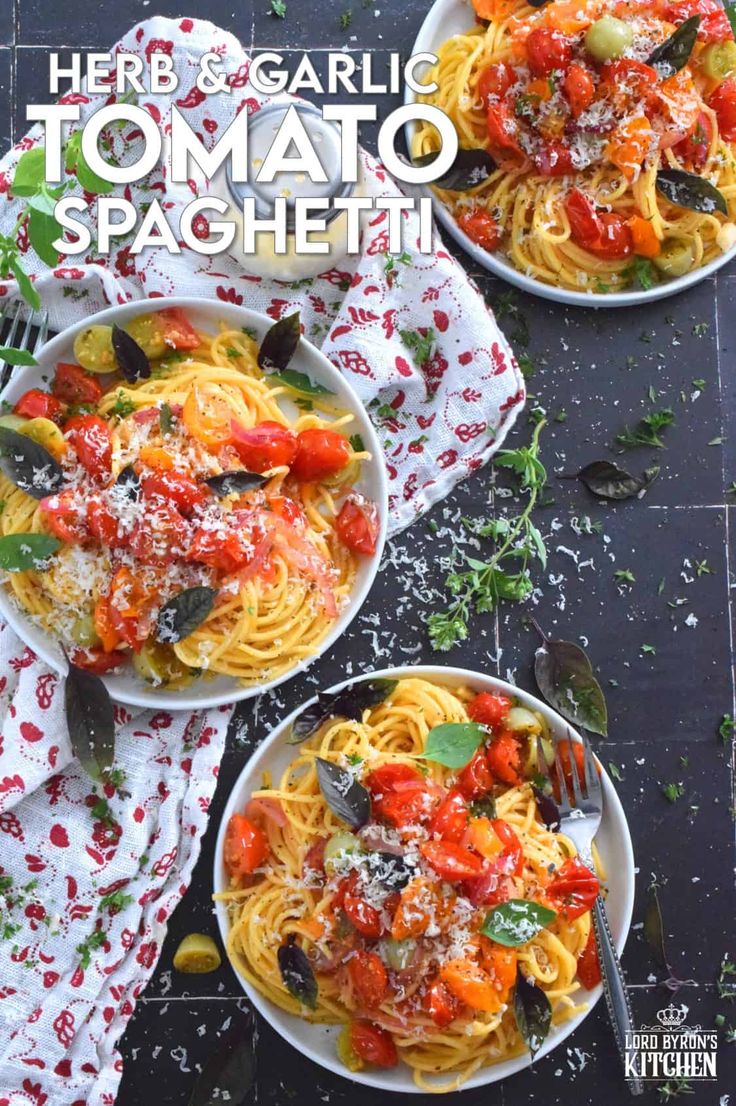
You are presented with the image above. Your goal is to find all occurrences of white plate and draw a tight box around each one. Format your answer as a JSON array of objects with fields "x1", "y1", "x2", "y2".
[
  {"x1": 213, "y1": 665, "x2": 635, "y2": 1093},
  {"x1": 404, "y1": 0, "x2": 736, "y2": 307},
  {"x1": 0, "y1": 297, "x2": 388, "y2": 710}
]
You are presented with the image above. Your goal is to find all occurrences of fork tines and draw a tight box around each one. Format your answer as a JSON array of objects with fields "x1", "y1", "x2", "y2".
[{"x1": 0, "y1": 301, "x2": 49, "y2": 393}]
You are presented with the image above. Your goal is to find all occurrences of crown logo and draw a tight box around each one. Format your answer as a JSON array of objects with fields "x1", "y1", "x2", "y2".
[{"x1": 656, "y1": 1003, "x2": 688, "y2": 1029}]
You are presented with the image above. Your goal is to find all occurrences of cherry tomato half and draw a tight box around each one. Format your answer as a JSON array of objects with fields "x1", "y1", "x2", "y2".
[
  {"x1": 525, "y1": 28, "x2": 573, "y2": 78},
  {"x1": 157, "y1": 307, "x2": 200, "y2": 351},
  {"x1": 52, "y1": 363, "x2": 103, "y2": 406},
  {"x1": 420, "y1": 841, "x2": 484, "y2": 882},
  {"x1": 14, "y1": 389, "x2": 63, "y2": 423},
  {"x1": 141, "y1": 471, "x2": 207, "y2": 516},
  {"x1": 477, "y1": 61, "x2": 516, "y2": 104},
  {"x1": 456, "y1": 749, "x2": 494, "y2": 800},
  {"x1": 456, "y1": 209, "x2": 501, "y2": 252},
  {"x1": 349, "y1": 1022, "x2": 398, "y2": 1068},
  {"x1": 39, "y1": 489, "x2": 88, "y2": 543},
  {"x1": 428, "y1": 788, "x2": 469, "y2": 844},
  {"x1": 343, "y1": 891, "x2": 385, "y2": 938},
  {"x1": 336, "y1": 493, "x2": 380, "y2": 555},
  {"x1": 291, "y1": 429, "x2": 351, "y2": 482},
  {"x1": 467, "y1": 692, "x2": 512, "y2": 732},
  {"x1": 65, "y1": 414, "x2": 112, "y2": 483},
  {"x1": 486, "y1": 731, "x2": 522, "y2": 787},
  {"x1": 224, "y1": 813, "x2": 269, "y2": 879},
  {"x1": 231, "y1": 420, "x2": 298, "y2": 473},
  {"x1": 348, "y1": 950, "x2": 388, "y2": 1008},
  {"x1": 547, "y1": 856, "x2": 600, "y2": 920},
  {"x1": 563, "y1": 63, "x2": 595, "y2": 119},
  {"x1": 666, "y1": 0, "x2": 733, "y2": 42},
  {"x1": 426, "y1": 979, "x2": 462, "y2": 1027},
  {"x1": 709, "y1": 76, "x2": 736, "y2": 141}
]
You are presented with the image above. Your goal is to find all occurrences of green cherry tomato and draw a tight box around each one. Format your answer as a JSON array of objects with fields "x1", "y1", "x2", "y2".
[
  {"x1": 702, "y1": 41, "x2": 736, "y2": 82},
  {"x1": 584, "y1": 16, "x2": 634, "y2": 62},
  {"x1": 652, "y1": 238, "x2": 695, "y2": 278}
]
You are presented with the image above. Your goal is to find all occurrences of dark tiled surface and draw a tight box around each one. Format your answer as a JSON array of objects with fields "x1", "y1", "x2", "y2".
[{"x1": 2, "y1": 1, "x2": 735, "y2": 1103}]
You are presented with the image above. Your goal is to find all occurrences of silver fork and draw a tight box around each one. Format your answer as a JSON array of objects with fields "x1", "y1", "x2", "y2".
[
  {"x1": 0, "y1": 301, "x2": 49, "y2": 393},
  {"x1": 550, "y1": 731, "x2": 643, "y2": 1096}
]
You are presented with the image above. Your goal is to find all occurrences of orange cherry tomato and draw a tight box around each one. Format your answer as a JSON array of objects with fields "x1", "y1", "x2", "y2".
[
  {"x1": 336, "y1": 493, "x2": 380, "y2": 555},
  {"x1": 486, "y1": 731, "x2": 522, "y2": 786},
  {"x1": 349, "y1": 1022, "x2": 398, "y2": 1068},
  {"x1": 39, "y1": 489, "x2": 88, "y2": 543},
  {"x1": 224, "y1": 812, "x2": 269, "y2": 879},
  {"x1": 439, "y1": 959, "x2": 503, "y2": 1013},
  {"x1": 141, "y1": 471, "x2": 207, "y2": 516},
  {"x1": 525, "y1": 28, "x2": 573, "y2": 77},
  {"x1": 65, "y1": 414, "x2": 112, "y2": 483},
  {"x1": 52, "y1": 363, "x2": 102, "y2": 406},
  {"x1": 420, "y1": 841, "x2": 483, "y2": 882},
  {"x1": 157, "y1": 307, "x2": 200, "y2": 350},
  {"x1": 426, "y1": 979, "x2": 462, "y2": 1027},
  {"x1": 563, "y1": 63, "x2": 594, "y2": 118},
  {"x1": 627, "y1": 215, "x2": 661, "y2": 259},
  {"x1": 291, "y1": 429, "x2": 351, "y2": 482},
  {"x1": 14, "y1": 389, "x2": 63, "y2": 423},
  {"x1": 456, "y1": 209, "x2": 501, "y2": 252},
  {"x1": 108, "y1": 566, "x2": 158, "y2": 652},
  {"x1": 708, "y1": 76, "x2": 736, "y2": 140},
  {"x1": 467, "y1": 692, "x2": 512, "y2": 731},
  {"x1": 348, "y1": 950, "x2": 388, "y2": 1008},
  {"x1": 231, "y1": 420, "x2": 298, "y2": 473},
  {"x1": 456, "y1": 749, "x2": 494, "y2": 800},
  {"x1": 547, "y1": 856, "x2": 600, "y2": 920},
  {"x1": 605, "y1": 117, "x2": 653, "y2": 182},
  {"x1": 478, "y1": 938, "x2": 517, "y2": 996},
  {"x1": 577, "y1": 927, "x2": 602, "y2": 989},
  {"x1": 428, "y1": 789, "x2": 469, "y2": 844},
  {"x1": 94, "y1": 594, "x2": 122, "y2": 653},
  {"x1": 182, "y1": 386, "x2": 233, "y2": 449}
]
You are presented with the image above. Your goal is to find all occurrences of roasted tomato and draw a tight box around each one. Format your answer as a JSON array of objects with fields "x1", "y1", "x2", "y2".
[
  {"x1": 439, "y1": 958, "x2": 504, "y2": 1013},
  {"x1": 14, "y1": 389, "x2": 63, "y2": 423},
  {"x1": 65, "y1": 414, "x2": 112, "y2": 483},
  {"x1": 577, "y1": 927, "x2": 602, "y2": 989},
  {"x1": 349, "y1": 1022, "x2": 398, "y2": 1068},
  {"x1": 456, "y1": 749, "x2": 494, "y2": 800},
  {"x1": 157, "y1": 307, "x2": 200, "y2": 350},
  {"x1": 548, "y1": 856, "x2": 600, "y2": 920},
  {"x1": 565, "y1": 189, "x2": 633, "y2": 259},
  {"x1": 426, "y1": 979, "x2": 462, "y2": 1027},
  {"x1": 141, "y1": 471, "x2": 207, "y2": 516},
  {"x1": 183, "y1": 386, "x2": 233, "y2": 449},
  {"x1": 563, "y1": 63, "x2": 595, "y2": 118},
  {"x1": 187, "y1": 525, "x2": 258, "y2": 573},
  {"x1": 467, "y1": 692, "x2": 512, "y2": 732},
  {"x1": 428, "y1": 789, "x2": 469, "y2": 844},
  {"x1": 39, "y1": 489, "x2": 88, "y2": 543},
  {"x1": 708, "y1": 76, "x2": 736, "y2": 140},
  {"x1": 87, "y1": 498, "x2": 126, "y2": 549},
  {"x1": 52, "y1": 363, "x2": 103, "y2": 406},
  {"x1": 268, "y1": 494, "x2": 306, "y2": 527},
  {"x1": 69, "y1": 647, "x2": 127, "y2": 673},
  {"x1": 290, "y1": 429, "x2": 351, "y2": 482},
  {"x1": 336, "y1": 493, "x2": 380, "y2": 555},
  {"x1": 130, "y1": 497, "x2": 190, "y2": 567},
  {"x1": 477, "y1": 61, "x2": 516, "y2": 104},
  {"x1": 533, "y1": 140, "x2": 575, "y2": 177},
  {"x1": 456, "y1": 209, "x2": 502, "y2": 252},
  {"x1": 231, "y1": 420, "x2": 298, "y2": 473},
  {"x1": 224, "y1": 813, "x2": 269, "y2": 879},
  {"x1": 343, "y1": 890, "x2": 385, "y2": 938},
  {"x1": 486, "y1": 731, "x2": 522, "y2": 786},
  {"x1": 525, "y1": 28, "x2": 573, "y2": 77},
  {"x1": 348, "y1": 950, "x2": 389, "y2": 1008},
  {"x1": 94, "y1": 594, "x2": 122, "y2": 652},
  {"x1": 108, "y1": 566, "x2": 158, "y2": 651},
  {"x1": 419, "y1": 841, "x2": 484, "y2": 881},
  {"x1": 365, "y1": 764, "x2": 434, "y2": 831},
  {"x1": 665, "y1": 0, "x2": 733, "y2": 42},
  {"x1": 490, "y1": 818, "x2": 524, "y2": 876},
  {"x1": 673, "y1": 111, "x2": 713, "y2": 167},
  {"x1": 486, "y1": 102, "x2": 523, "y2": 156}
]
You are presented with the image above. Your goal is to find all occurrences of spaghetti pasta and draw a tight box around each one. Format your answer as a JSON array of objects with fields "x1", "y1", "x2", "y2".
[
  {"x1": 0, "y1": 308, "x2": 380, "y2": 689},
  {"x1": 218, "y1": 677, "x2": 603, "y2": 1092},
  {"x1": 413, "y1": 0, "x2": 736, "y2": 293}
]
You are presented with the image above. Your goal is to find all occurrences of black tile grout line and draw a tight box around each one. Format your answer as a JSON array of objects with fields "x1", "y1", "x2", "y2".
[{"x1": 9, "y1": 0, "x2": 16, "y2": 145}]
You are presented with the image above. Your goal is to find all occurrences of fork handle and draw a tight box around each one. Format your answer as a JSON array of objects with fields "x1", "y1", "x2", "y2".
[{"x1": 591, "y1": 893, "x2": 644, "y2": 1095}]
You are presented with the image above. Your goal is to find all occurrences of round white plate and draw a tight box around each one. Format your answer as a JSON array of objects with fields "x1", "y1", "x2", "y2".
[
  {"x1": 213, "y1": 664, "x2": 635, "y2": 1093},
  {"x1": 404, "y1": 0, "x2": 736, "y2": 307},
  {"x1": 0, "y1": 297, "x2": 388, "y2": 710}
]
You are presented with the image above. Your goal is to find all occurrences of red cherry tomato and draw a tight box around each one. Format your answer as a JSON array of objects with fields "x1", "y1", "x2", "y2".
[
  {"x1": 577, "y1": 927, "x2": 602, "y2": 989},
  {"x1": 564, "y1": 190, "x2": 633, "y2": 259},
  {"x1": 460, "y1": 867, "x2": 514, "y2": 907},
  {"x1": 349, "y1": 1022, "x2": 398, "y2": 1068},
  {"x1": 486, "y1": 731, "x2": 522, "y2": 786},
  {"x1": 486, "y1": 103, "x2": 523, "y2": 155},
  {"x1": 565, "y1": 188, "x2": 602, "y2": 246},
  {"x1": 65, "y1": 414, "x2": 112, "y2": 483},
  {"x1": 343, "y1": 891, "x2": 385, "y2": 938},
  {"x1": 348, "y1": 950, "x2": 389, "y2": 1008},
  {"x1": 231, "y1": 420, "x2": 298, "y2": 473},
  {"x1": 365, "y1": 763, "x2": 424, "y2": 795},
  {"x1": 141, "y1": 471, "x2": 206, "y2": 516},
  {"x1": 456, "y1": 209, "x2": 501, "y2": 252},
  {"x1": 428, "y1": 789, "x2": 469, "y2": 844},
  {"x1": 467, "y1": 692, "x2": 512, "y2": 731},
  {"x1": 525, "y1": 28, "x2": 573, "y2": 77},
  {"x1": 39, "y1": 490, "x2": 88, "y2": 543},
  {"x1": 477, "y1": 61, "x2": 517, "y2": 104},
  {"x1": 548, "y1": 856, "x2": 600, "y2": 920},
  {"x1": 378, "y1": 787, "x2": 435, "y2": 831},
  {"x1": 533, "y1": 140, "x2": 575, "y2": 177},
  {"x1": 157, "y1": 307, "x2": 200, "y2": 350},
  {"x1": 709, "y1": 76, "x2": 736, "y2": 140},
  {"x1": 188, "y1": 526, "x2": 256, "y2": 573},
  {"x1": 224, "y1": 813, "x2": 269, "y2": 879},
  {"x1": 290, "y1": 428, "x2": 351, "y2": 482},
  {"x1": 674, "y1": 111, "x2": 713, "y2": 167},
  {"x1": 426, "y1": 980, "x2": 462, "y2": 1027},
  {"x1": 52, "y1": 363, "x2": 103, "y2": 406},
  {"x1": 68, "y1": 647, "x2": 127, "y2": 674},
  {"x1": 666, "y1": 0, "x2": 733, "y2": 42},
  {"x1": 420, "y1": 841, "x2": 484, "y2": 882},
  {"x1": 563, "y1": 63, "x2": 595, "y2": 118},
  {"x1": 490, "y1": 819, "x2": 524, "y2": 876},
  {"x1": 87, "y1": 498, "x2": 126, "y2": 548},
  {"x1": 108, "y1": 566, "x2": 157, "y2": 652},
  {"x1": 13, "y1": 389, "x2": 63, "y2": 423},
  {"x1": 130, "y1": 497, "x2": 190, "y2": 567},
  {"x1": 268, "y1": 494, "x2": 306, "y2": 527},
  {"x1": 336, "y1": 493, "x2": 380, "y2": 555},
  {"x1": 456, "y1": 749, "x2": 494, "y2": 800}
]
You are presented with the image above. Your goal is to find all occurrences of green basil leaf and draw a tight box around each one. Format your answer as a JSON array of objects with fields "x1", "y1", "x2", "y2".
[
  {"x1": 533, "y1": 627, "x2": 608, "y2": 737},
  {"x1": 277, "y1": 935, "x2": 318, "y2": 1009},
  {"x1": 419, "y1": 722, "x2": 486, "y2": 769},
  {"x1": 577, "y1": 459, "x2": 659, "y2": 500},
  {"x1": 65, "y1": 656, "x2": 116, "y2": 782},
  {"x1": 10, "y1": 259, "x2": 41, "y2": 312},
  {"x1": 513, "y1": 965, "x2": 552, "y2": 1058},
  {"x1": 0, "y1": 532, "x2": 60, "y2": 571},
  {"x1": 0, "y1": 347, "x2": 38, "y2": 366},
  {"x1": 728, "y1": 4, "x2": 736, "y2": 37},
  {"x1": 268, "y1": 367, "x2": 334, "y2": 397},
  {"x1": 288, "y1": 678, "x2": 398, "y2": 743},
  {"x1": 28, "y1": 208, "x2": 61, "y2": 268},
  {"x1": 11, "y1": 147, "x2": 47, "y2": 197},
  {"x1": 412, "y1": 148, "x2": 496, "y2": 191},
  {"x1": 349, "y1": 433, "x2": 365, "y2": 453},
  {"x1": 315, "y1": 757, "x2": 371, "y2": 829},
  {"x1": 656, "y1": 169, "x2": 728, "y2": 216},
  {"x1": 258, "y1": 312, "x2": 301, "y2": 373},
  {"x1": 481, "y1": 899, "x2": 557, "y2": 947},
  {"x1": 75, "y1": 147, "x2": 114, "y2": 195},
  {"x1": 157, "y1": 586, "x2": 218, "y2": 643},
  {"x1": 0, "y1": 426, "x2": 65, "y2": 499},
  {"x1": 159, "y1": 402, "x2": 174, "y2": 436},
  {"x1": 647, "y1": 15, "x2": 700, "y2": 76}
]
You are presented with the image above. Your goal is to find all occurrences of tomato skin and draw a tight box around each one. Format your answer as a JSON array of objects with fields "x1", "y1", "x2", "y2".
[
  {"x1": 490, "y1": 819, "x2": 524, "y2": 876},
  {"x1": 377, "y1": 787, "x2": 435, "y2": 830},
  {"x1": 467, "y1": 692, "x2": 511, "y2": 731},
  {"x1": 486, "y1": 102, "x2": 523, "y2": 155},
  {"x1": 14, "y1": 389, "x2": 63, "y2": 423},
  {"x1": 486, "y1": 731, "x2": 522, "y2": 786},
  {"x1": 157, "y1": 307, "x2": 200, "y2": 350},
  {"x1": 365, "y1": 763, "x2": 423, "y2": 795},
  {"x1": 348, "y1": 950, "x2": 389, "y2": 1008},
  {"x1": 563, "y1": 63, "x2": 595, "y2": 118},
  {"x1": 666, "y1": 0, "x2": 733, "y2": 42},
  {"x1": 565, "y1": 188, "x2": 602, "y2": 245},
  {"x1": 428, "y1": 789, "x2": 469, "y2": 844},
  {"x1": 565, "y1": 190, "x2": 633, "y2": 259},
  {"x1": 129, "y1": 497, "x2": 190, "y2": 567},
  {"x1": 456, "y1": 209, "x2": 501, "y2": 252},
  {"x1": 65, "y1": 414, "x2": 112, "y2": 483},
  {"x1": 87, "y1": 498, "x2": 126, "y2": 548},
  {"x1": 426, "y1": 980, "x2": 462, "y2": 1027},
  {"x1": 69, "y1": 647, "x2": 127, "y2": 673},
  {"x1": 709, "y1": 76, "x2": 736, "y2": 140},
  {"x1": 349, "y1": 1022, "x2": 398, "y2": 1068},
  {"x1": 577, "y1": 927, "x2": 602, "y2": 989},
  {"x1": 477, "y1": 62, "x2": 516, "y2": 104},
  {"x1": 291, "y1": 429, "x2": 351, "y2": 482},
  {"x1": 52, "y1": 363, "x2": 102, "y2": 406},
  {"x1": 533, "y1": 140, "x2": 575, "y2": 177},
  {"x1": 336, "y1": 494, "x2": 380, "y2": 555},
  {"x1": 673, "y1": 111, "x2": 713, "y2": 167},
  {"x1": 141, "y1": 471, "x2": 207, "y2": 516},
  {"x1": 224, "y1": 813, "x2": 269, "y2": 879},
  {"x1": 420, "y1": 841, "x2": 484, "y2": 881},
  {"x1": 344, "y1": 891, "x2": 385, "y2": 938},
  {"x1": 525, "y1": 28, "x2": 573, "y2": 77},
  {"x1": 231, "y1": 420, "x2": 297, "y2": 473},
  {"x1": 39, "y1": 490, "x2": 88, "y2": 543},
  {"x1": 187, "y1": 526, "x2": 255, "y2": 573},
  {"x1": 548, "y1": 856, "x2": 600, "y2": 920},
  {"x1": 456, "y1": 749, "x2": 494, "y2": 800}
]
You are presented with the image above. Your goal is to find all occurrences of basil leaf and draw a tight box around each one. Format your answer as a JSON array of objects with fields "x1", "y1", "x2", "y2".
[
  {"x1": 644, "y1": 883, "x2": 668, "y2": 970},
  {"x1": 419, "y1": 722, "x2": 486, "y2": 769},
  {"x1": 187, "y1": 1011, "x2": 256, "y2": 1106},
  {"x1": 0, "y1": 532, "x2": 60, "y2": 571},
  {"x1": 277, "y1": 935, "x2": 318, "y2": 1009},
  {"x1": 157, "y1": 586, "x2": 218, "y2": 643},
  {"x1": 74, "y1": 147, "x2": 114, "y2": 196},
  {"x1": 258, "y1": 312, "x2": 301, "y2": 373},
  {"x1": 364, "y1": 851, "x2": 414, "y2": 891},
  {"x1": 656, "y1": 169, "x2": 728, "y2": 216},
  {"x1": 268, "y1": 368, "x2": 334, "y2": 397},
  {"x1": 112, "y1": 324, "x2": 151, "y2": 383},
  {"x1": 728, "y1": 4, "x2": 736, "y2": 37},
  {"x1": 160, "y1": 402, "x2": 174, "y2": 436},
  {"x1": 115, "y1": 464, "x2": 140, "y2": 500},
  {"x1": 577, "y1": 460, "x2": 660, "y2": 500},
  {"x1": 65, "y1": 656, "x2": 116, "y2": 782},
  {"x1": 0, "y1": 426, "x2": 64, "y2": 499},
  {"x1": 288, "y1": 678, "x2": 398, "y2": 743},
  {"x1": 647, "y1": 15, "x2": 700, "y2": 77},
  {"x1": 533, "y1": 626, "x2": 608, "y2": 737},
  {"x1": 0, "y1": 346, "x2": 38, "y2": 366},
  {"x1": 28, "y1": 208, "x2": 61, "y2": 268},
  {"x1": 11, "y1": 147, "x2": 47, "y2": 197},
  {"x1": 350, "y1": 433, "x2": 365, "y2": 453},
  {"x1": 413, "y1": 148, "x2": 496, "y2": 191},
  {"x1": 513, "y1": 965, "x2": 552, "y2": 1058},
  {"x1": 316, "y1": 758, "x2": 371, "y2": 830},
  {"x1": 10, "y1": 259, "x2": 41, "y2": 312},
  {"x1": 531, "y1": 783, "x2": 561, "y2": 832},
  {"x1": 204, "y1": 470, "x2": 267, "y2": 497},
  {"x1": 481, "y1": 899, "x2": 557, "y2": 947}
]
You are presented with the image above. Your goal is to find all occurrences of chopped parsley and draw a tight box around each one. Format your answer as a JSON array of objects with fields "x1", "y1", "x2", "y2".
[
  {"x1": 615, "y1": 408, "x2": 675, "y2": 450},
  {"x1": 662, "y1": 781, "x2": 684, "y2": 803}
]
